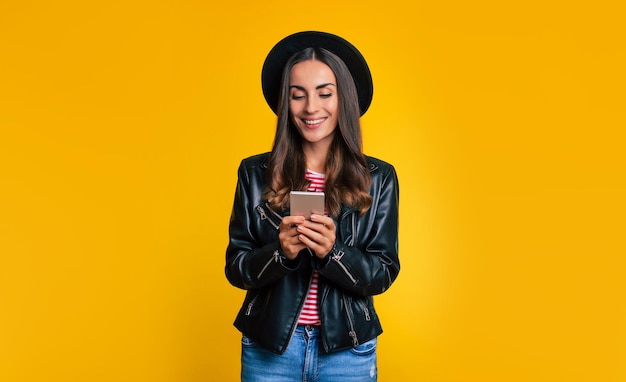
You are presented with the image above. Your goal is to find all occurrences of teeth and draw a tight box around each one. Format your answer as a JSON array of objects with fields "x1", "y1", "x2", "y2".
[{"x1": 305, "y1": 118, "x2": 324, "y2": 125}]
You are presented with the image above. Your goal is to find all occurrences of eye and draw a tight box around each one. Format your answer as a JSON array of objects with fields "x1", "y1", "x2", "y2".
[
  {"x1": 291, "y1": 94, "x2": 305, "y2": 100},
  {"x1": 319, "y1": 93, "x2": 333, "y2": 99}
]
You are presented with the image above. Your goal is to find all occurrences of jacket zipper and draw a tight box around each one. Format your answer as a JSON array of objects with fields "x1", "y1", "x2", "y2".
[
  {"x1": 331, "y1": 212, "x2": 357, "y2": 284},
  {"x1": 357, "y1": 298, "x2": 371, "y2": 321},
  {"x1": 350, "y1": 213, "x2": 356, "y2": 246},
  {"x1": 343, "y1": 293, "x2": 359, "y2": 346},
  {"x1": 256, "y1": 205, "x2": 279, "y2": 229},
  {"x1": 319, "y1": 285, "x2": 331, "y2": 352},
  {"x1": 283, "y1": 271, "x2": 315, "y2": 353},
  {"x1": 338, "y1": 209, "x2": 357, "y2": 247},
  {"x1": 331, "y1": 249, "x2": 357, "y2": 285},
  {"x1": 245, "y1": 294, "x2": 259, "y2": 316},
  {"x1": 265, "y1": 202, "x2": 283, "y2": 222},
  {"x1": 257, "y1": 250, "x2": 280, "y2": 279}
]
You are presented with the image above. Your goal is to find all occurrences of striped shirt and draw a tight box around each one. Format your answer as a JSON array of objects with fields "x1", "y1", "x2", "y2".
[{"x1": 297, "y1": 169, "x2": 325, "y2": 326}]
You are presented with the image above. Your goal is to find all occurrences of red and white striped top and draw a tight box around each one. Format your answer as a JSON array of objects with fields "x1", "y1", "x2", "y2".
[{"x1": 297, "y1": 169, "x2": 325, "y2": 326}]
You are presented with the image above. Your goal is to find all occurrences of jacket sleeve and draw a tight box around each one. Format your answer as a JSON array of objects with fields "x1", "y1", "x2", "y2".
[
  {"x1": 318, "y1": 163, "x2": 400, "y2": 296},
  {"x1": 225, "y1": 159, "x2": 299, "y2": 290}
]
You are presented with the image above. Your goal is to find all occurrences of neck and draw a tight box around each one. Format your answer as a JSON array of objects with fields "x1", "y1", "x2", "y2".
[{"x1": 302, "y1": 142, "x2": 330, "y2": 173}]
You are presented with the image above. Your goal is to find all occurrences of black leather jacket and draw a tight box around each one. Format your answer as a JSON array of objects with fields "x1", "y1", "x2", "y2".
[{"x1": 225, "y1": 153, "x2": 400, "y2": 354}]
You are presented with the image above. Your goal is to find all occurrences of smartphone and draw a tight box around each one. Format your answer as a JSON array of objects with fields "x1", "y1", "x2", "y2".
[{"x1": 290, "y1": 191, "x2": 325, "y2": 219}]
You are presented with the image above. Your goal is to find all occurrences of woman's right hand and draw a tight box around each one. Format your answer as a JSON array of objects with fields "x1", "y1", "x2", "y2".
[{"x1": 279, "y1": 216, "x2": 307, "y2": 260}]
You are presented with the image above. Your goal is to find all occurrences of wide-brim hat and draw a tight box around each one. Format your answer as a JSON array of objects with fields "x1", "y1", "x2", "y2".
[{"x1": 261, "y1": 31, "x2": 373, "y2": 116}]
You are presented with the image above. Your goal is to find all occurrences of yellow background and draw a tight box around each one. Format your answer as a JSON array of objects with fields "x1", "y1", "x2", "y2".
[{"x1": 1, "y1": 1, "x2": 624, "y2": 381}]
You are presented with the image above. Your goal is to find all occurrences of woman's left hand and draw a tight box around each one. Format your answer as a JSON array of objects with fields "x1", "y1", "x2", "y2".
[{"x1": 295, "y1": 214, "x2": 336, "y2": 259}]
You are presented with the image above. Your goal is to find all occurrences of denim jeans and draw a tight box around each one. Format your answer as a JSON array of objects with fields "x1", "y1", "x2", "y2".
[{"x1": 241, "y1": 325, "x2": 377, "y2": 381}]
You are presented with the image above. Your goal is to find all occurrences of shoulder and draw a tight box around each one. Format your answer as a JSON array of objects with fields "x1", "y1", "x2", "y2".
[
  {"x1": 240, "y1": 152, "x2": 270, "y2": 170},
  {"x1": 365, "y1": 155, "x2": 399, "y2": 197},
  {"x1": 235, "y1": 153, "x2": 270, "y2": 187},
  {"x1": 365, "y1": 155, "x2": 399, "y2": 190},
  {"x1": 365, "y1": 155, "x2": 396, "y2": 175}
]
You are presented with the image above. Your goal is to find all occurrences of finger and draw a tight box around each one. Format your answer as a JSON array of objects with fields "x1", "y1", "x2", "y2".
[
  {"x1": 297, "y1": 225, "x2": 332, "y2": 247},
  {"x1": 283, "y1": 215, "x2": 306, "y2": 226},
  {"x1": 280, "y1": 218, "x2": 305, "y2": 234},
  {"x1": 300, "y1": 222, "x2": 336, "y2": 246},
  {"x1": 297, "y1": 233, "x2": 319, "y2": 248},
  {"x1": 310, "y1": 214, "x2": 334, "y2": 226},
  {"x1": 297, "y1": 234, "x2": 332, "y2": 258},
  {"x1": 309, "y1": 216, "x2": 335, "y2": 233},
  {"x1": 300, "y1": 219, "x2": 330, "y2": 234}
]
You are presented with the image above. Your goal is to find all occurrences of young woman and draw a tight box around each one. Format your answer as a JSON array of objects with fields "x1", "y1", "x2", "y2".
[{"x1": 225, "y1": 31, "x2": 400, "y2": 382}]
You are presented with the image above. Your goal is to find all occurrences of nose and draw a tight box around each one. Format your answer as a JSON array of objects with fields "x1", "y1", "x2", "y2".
[{"x1": 304, "y1": 96, "x2": 319, "y2": 114}]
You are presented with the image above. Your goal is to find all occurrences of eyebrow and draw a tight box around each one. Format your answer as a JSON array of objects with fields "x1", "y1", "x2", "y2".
[{"x1": 290, "y1": 83, "x2": 336, "y2": 91}]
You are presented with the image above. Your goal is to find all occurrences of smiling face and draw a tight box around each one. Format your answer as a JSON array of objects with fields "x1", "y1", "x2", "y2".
[{"x1": 288, "y1": 59, "x2": 339, "y2": 151}]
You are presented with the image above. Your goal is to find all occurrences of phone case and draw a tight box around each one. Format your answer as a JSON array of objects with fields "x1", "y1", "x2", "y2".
[{"x1": 290, "y1": 191, "x2": 325, "y2": 219}]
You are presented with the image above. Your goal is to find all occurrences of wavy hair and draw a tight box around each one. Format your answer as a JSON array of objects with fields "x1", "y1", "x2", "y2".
[{"x1": 263, "y1": 47, "x2": 372, "y2": 217}]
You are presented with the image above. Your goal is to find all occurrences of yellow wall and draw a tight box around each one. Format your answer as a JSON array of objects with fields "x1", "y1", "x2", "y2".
[{"x1": 1, "y1": 1, "x2": 624, "y2": 381}]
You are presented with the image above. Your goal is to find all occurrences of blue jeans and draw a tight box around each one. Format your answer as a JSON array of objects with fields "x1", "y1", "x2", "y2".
[{"x1": 241, "y1": 325, "x2": 377, "y2": 381}]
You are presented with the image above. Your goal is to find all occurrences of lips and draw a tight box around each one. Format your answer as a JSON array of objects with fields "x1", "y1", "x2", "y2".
[{"x1": 303, "y1": 118, "x2": 326, "y2": 127}]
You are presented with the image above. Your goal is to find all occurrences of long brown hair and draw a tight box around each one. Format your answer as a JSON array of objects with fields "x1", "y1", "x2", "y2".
[{"x1": 263, "y1": 47, "x2": 372, "y2": 217}]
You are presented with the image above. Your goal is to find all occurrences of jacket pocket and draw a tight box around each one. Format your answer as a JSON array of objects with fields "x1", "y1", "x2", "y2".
[
  {"x1": 342, "y1": 293, "x2": 359, "y2": 346},
  {"x1": 342, "y1": 294, "x2": 377, "y2": 347},
  {"x1": 356, "y1": 297, "x2": 372, "y2": 322},
  {"x1": 239, "y1": 290, "x2": 262, "y2": 323},
  {"x1": 350, "y1": 337, "x2": 377, "y2": 356},
  {"x1": 244, "y1": 293, "x2": 260, "y2": 316}
]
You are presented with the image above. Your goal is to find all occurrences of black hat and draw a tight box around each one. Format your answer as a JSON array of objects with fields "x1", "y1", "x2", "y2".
[{"x1": 261, "y1": 31, "x2": 373, "y2": 116}]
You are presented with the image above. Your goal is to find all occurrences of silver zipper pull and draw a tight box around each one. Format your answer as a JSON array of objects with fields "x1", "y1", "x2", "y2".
[
  {"x1": 273, "y1": 250, "x2": 280, "y2": 262},
  {"x1": 349, "y1": 331, "x2": 358, "y2": 346},
  {"x1": 257, "y1": 206, "x2": 267, "y2": 220},
  {"x1": 332, "y1": 249, "x2": 345, "y2": 261},
  {"x1": 358, "y1": 300, "x2": 371, "y2": 321},
  {"x1": 246, "y1": 302, "x2": 254, "y2": 315},
  {"x1": 333, "y1": 248, "x2": 357, "y2": 284}
]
